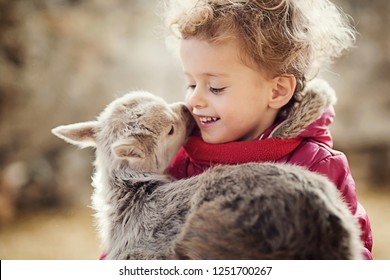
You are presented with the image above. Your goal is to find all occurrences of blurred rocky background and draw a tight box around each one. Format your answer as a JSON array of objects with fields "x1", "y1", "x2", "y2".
[{"x1": 0, "y1": 0, "x2": 389, "y2": 259}]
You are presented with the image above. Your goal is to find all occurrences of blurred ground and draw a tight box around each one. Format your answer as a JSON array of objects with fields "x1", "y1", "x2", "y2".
[{"x1": 0, "y1": 204, "x2": 101, "y2": 260}]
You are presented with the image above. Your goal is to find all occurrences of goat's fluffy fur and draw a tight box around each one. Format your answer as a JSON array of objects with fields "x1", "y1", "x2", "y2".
[{"x1": 52, "y1": 81, "x2": 363, "y2": 260}]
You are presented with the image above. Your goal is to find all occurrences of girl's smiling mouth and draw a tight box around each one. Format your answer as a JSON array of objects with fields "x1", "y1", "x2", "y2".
[{"x1": 193, "y1": 114, "x2": 221, "y2": 128}]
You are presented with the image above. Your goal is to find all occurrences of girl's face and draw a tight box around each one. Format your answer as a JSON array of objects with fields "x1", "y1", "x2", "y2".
[{"x1": 180, "y1": 38, "x2": 279, "y2": 144}]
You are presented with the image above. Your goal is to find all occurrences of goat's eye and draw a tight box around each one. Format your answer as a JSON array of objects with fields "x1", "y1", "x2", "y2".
[{"x1": 168, "y1": 126, "x2": 175, "y2": 135}]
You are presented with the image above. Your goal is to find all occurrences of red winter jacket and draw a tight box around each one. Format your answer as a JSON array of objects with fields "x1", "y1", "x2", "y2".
[{"x1": 168, "y1": 107, "x2": 373, "y2": 259}]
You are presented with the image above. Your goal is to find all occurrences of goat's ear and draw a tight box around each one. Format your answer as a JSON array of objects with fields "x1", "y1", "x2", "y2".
[
  {"x1": 51, "y1": 121, "x2": 98, "y2": 148},
  {"x1": 112, "y1": 138, "x2": 146, "y2": 159}
]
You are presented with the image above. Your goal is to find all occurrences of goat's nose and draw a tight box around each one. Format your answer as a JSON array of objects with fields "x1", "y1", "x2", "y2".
[
  {"x1": 182, "y1": 106, "x2": 195, "y2": 124},
  {"x1": 181, "y1": 105, "x2": 190, "y2": 114}
]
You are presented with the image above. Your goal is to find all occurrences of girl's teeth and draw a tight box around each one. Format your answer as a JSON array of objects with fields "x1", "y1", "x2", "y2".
[{"x1": 200, "y1": 117, "x2": 219, "y2": 123}]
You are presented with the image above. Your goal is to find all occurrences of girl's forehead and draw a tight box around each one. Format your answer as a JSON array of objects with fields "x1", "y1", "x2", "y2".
[
  {"x1": 179, "y1": 37, "x2": 267, "y2": 77},
  {"x1": 180, "y1": 38, "x2": 242, "y2": 66}
]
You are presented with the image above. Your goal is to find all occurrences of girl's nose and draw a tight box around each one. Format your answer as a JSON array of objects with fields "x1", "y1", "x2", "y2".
[{"x1": 186, "y1": 87, "x2": 207, "y2": 110}]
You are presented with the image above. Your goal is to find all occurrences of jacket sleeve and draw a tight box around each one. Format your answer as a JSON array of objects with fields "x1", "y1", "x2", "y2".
[{"x1": 310, "y1": 153, "x2": 373, "y2": 259}]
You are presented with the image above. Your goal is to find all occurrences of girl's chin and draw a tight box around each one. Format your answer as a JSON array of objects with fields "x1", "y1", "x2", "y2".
[
  {"x1": 200, "y1": 133, "x2": 231, "y2": 144},
  {"x1": 198, "y1": 124, "x2": 237, "y2": 144}
]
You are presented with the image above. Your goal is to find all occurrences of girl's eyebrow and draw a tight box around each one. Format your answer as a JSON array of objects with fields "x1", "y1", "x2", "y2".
[
  {"x1": 184, "y1": 72, "x2": 229, "y2": 78},
  {"x1": 205, "y1": 72, "x2": 229, "y2": 78}
]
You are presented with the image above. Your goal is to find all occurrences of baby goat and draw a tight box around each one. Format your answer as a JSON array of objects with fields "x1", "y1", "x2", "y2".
[{"x1": 52, "y1": 87, "x2": 363, "y2": 259}]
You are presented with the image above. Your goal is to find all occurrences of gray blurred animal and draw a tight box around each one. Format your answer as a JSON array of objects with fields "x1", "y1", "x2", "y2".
[{"x1": 52, "y1": 82, "x2": 363, "y2": 259}]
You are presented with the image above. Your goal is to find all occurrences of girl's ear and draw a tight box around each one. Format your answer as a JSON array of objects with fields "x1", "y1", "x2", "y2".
[
  {"x1": 51, "y1": 121, "x2": 98, "y2": 148},
  {"x1": 268, "y1": 75, "x2": 296, "y2": 109}
]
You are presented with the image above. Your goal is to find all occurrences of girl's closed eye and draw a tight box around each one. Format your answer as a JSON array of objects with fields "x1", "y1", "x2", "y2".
[{"x1": 209, "y1": 86, "x2": 227, "y2": 94}]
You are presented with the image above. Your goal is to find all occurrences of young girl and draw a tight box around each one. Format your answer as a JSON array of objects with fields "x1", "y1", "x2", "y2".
[{"x1": 164, "y1": 0, "x2": 373, "y2": 259}]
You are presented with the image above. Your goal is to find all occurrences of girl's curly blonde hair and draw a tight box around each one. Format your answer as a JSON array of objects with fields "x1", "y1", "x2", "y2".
[{"x1": 164, "y1": 0, "x2": 356, "y2": 93}]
